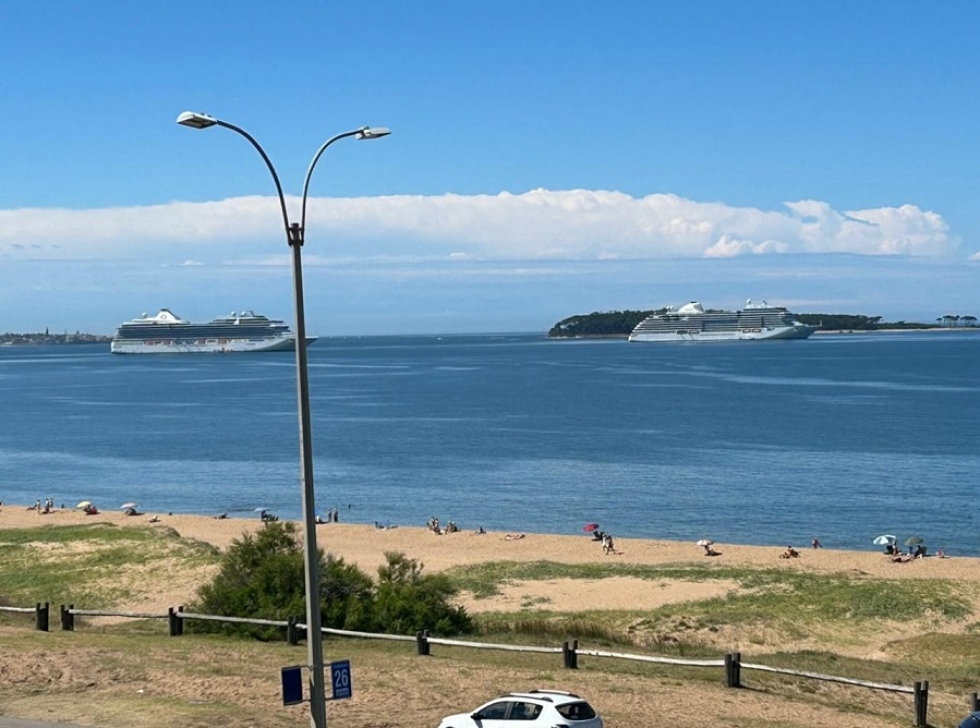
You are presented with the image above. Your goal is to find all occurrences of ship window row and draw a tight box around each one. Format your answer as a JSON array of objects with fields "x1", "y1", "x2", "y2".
[{"x1": 118, "y1": 326, "x2": 285, "y2": 339}]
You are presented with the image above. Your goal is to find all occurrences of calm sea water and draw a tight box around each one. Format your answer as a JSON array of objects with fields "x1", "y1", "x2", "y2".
[{"x1": 1, "y1": 332, "x2": 978, "y2": 555}]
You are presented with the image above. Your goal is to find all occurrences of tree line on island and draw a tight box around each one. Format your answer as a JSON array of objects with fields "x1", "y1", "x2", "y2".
[{"x1": 548, "y1": 309, "x2": 978, "y2": 338}]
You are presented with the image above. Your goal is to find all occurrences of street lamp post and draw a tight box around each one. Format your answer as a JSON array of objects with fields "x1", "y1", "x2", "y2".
[{"x1": 177, "y1": 111, "x2": 389, "y2": 728}]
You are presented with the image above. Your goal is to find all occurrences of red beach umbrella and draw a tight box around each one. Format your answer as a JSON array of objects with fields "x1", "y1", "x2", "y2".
[{"x1": 583, "y1": 522, "x2": 600, "y2": 533}]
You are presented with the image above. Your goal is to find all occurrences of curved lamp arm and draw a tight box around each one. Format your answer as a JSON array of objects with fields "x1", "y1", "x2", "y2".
[
  {"x1": 177, "y1": 111, "x2": 291, "y2": 235},
  {"x1": 300, "y1": 126, "x2": 391, "y2": 233}
]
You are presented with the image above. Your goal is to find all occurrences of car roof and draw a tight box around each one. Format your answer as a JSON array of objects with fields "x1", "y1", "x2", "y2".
[{"x1": 503, "y1": 690, "x2": 582, "y2": 704}]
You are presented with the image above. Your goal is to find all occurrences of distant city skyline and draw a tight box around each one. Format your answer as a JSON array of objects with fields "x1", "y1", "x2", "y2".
[{"x1": 2, "y1": 1, "x2": 978, "y2": 335}]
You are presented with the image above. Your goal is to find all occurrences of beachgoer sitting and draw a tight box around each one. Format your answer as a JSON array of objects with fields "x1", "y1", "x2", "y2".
[
  {"x1": 913, "y1": 544, "x2": 927, "y2": 558},
  {"x1": 703, "y1": 545, "x2": 720, "y2": 556},
  {"x1": 214, "y1": 512, "x2": 227, "y2": 520},
  {"x1": 504, "y1": 533, "x2": 525, "y2": 540},
  {"x1": 83, "y1": 504, "x2": 99, "y2": 515},
  {"x1": 148, "y1": 514, "x2": 160, "y2": 523},
  {"x1": 592, "y1": 529, "x2": 605, "y2": 542},
  {"x1": 780, "y1": 545, "x2": 800, "y2": 559},
  {"x1": 476, "y1": 526, "x2": 486, "y2": 535},
  {"x1": 937, "y1": 547, "x2": 948, "y2": 558}
]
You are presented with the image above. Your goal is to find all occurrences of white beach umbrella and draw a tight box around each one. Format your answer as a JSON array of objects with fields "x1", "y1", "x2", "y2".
[{"x1": 872, "y1": 535, "x2": 897, "y2": 546}]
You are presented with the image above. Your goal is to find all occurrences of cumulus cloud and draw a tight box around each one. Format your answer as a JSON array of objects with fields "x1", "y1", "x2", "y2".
[{"x1": 0, "y1": 189, "x2": 960, "y2": 262}]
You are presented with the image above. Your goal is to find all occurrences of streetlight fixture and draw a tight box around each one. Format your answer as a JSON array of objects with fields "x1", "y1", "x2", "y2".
[{"x1": 177, "y1": 110, "x2": 389, "y2": 728}]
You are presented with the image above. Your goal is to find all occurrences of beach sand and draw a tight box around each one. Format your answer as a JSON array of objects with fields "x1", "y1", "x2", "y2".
[{"x1": 1, "y1": 503, "x2": 973, "y2": 616}]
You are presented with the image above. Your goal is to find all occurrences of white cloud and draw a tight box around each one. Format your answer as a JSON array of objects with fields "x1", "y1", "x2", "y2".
[{"x1": 0, "y1": 189, "x2": 961, "y2": 263}]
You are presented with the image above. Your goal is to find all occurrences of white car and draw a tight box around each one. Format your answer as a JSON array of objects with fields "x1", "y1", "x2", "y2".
[{"x1": 437, "y1": 689, "x2": 604, "y2": 728}]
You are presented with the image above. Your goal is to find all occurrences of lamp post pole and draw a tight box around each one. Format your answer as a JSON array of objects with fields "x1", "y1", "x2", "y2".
[{"x1": 177, "y1": 112, "x2": 389, "y2": 728}]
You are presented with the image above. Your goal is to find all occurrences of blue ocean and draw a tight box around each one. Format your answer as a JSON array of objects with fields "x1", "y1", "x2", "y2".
[{"x1": 1, "y1": 332, "x2": 977, "y2": 555}]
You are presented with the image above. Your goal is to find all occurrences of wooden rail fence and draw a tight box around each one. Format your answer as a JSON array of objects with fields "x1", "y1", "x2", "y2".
[{"x1": 0, "y1": 601, "x2": 968, "y2": 726}]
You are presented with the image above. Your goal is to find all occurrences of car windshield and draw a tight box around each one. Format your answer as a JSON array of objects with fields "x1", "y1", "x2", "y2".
[{"x1": 555, "y1": 701, "x2": 597, "y2": 721}]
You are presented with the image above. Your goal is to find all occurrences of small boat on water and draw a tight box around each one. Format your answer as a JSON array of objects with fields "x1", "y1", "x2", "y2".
[
  {"x1": 110, "y1": 309, "x2": 316, "y2": 354},
  {"x1": 628, "y1": 299, "x2": 815, "y2": 343}
]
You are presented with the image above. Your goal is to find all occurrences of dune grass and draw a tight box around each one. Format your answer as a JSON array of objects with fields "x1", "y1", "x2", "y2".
[
  {"x1": 0, "y1": 522, "x2": 218, "y2": 608},
  {"x1": 446, "y1": 559, "x2": 970, "y2": 620}
]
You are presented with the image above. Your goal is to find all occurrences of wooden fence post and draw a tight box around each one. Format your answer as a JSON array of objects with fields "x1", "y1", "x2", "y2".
[
  {"x1": 60, "y1": 604, "x2": 74, "y2": 631},
  {"x1": 287, "y1": 616, "x2": 298, "y2": 646},
  {"x1": 167, "y1": 607, "x2": 182, "y2": 637},
  {"x1": 972, "y1": 691, "x2": 979, "y2": 712},
  {"x1": 35, "y1": 602, "x2": 49, "y2": 632},
  {"x1": 913, "y1": 681, "x2": 928, "y2": 727},
  {"x1": 562, "y1": 640, "x2": 578, "y2": 669},
  {"x1": 177, "y1": 605, "x2": 184, "y2": 636},
  {"x1": 725, "y1": 652, "x2": 742, "y2": 688},
  {"x1": 416, "y1": 630, "x2": 430, "y2": 656}
]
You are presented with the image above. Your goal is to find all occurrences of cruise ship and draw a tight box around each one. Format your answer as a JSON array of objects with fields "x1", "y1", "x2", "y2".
[
  {"x1": 110, "y1": 309, "x2": 315, "y2": 354},
  {"x1": 628, "y1": 300, "x2": 815, "y2": 343}
]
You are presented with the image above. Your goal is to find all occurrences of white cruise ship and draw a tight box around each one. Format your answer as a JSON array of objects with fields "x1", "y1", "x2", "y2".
[
  {"x1": 110, "y1": 309, "x2": 316, "y2": 354},
  {"x1": 628, "y1": 300, "x2": 815, "y2": 343}
]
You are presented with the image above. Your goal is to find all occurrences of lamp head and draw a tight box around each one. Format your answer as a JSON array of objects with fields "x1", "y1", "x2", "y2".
[
  {"x1": 177, "y1": 111, "x2": 218, "y2": 129},
  {"x1": 358, "y1": 126, "x2": 391, "y2": 140}
]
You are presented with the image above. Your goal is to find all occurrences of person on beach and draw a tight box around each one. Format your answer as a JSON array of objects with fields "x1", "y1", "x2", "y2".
[
  {"x1": 812, "y1": 537, "x2": 822, "y2": 549},
  {"x1": 602, "y1": 533, "x2": 616, "y2": 555},
  {"x1": 780, "y1": 545, "x2": 800, "y2": 559}
]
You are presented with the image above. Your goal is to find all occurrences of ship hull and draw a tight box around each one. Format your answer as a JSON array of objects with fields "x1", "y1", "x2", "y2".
[
  {"x1": 110, "y1": 336, "x2": 316, "y2": 354},
  {"x1": 629, "y1": 326, "x2": 812, "y2": 343}
]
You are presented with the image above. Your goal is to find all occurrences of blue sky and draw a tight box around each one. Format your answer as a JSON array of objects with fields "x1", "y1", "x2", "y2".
[{"x1": 2, "y1": 1, "x2": 978, "y2": 334}]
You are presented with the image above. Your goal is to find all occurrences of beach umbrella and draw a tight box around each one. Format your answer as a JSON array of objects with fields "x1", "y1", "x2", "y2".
[
  {"x1": 583, "y1": 523, "x2": 600, "y2": 533},
  {"x1": 120, "y1": 502, "x2": 138, "y2": 510},
  {"x1": 696, "y1": 539, "x2": 714, "y2": 547},
  {"x1": 253, "y1": 507, "x2": 268, "y2": 513},
  {"x1": 905, "y1": 536, "x2": 924, "y2": 546},
  {"x1": 75, "y1": 501, "x2": 92, "y2": 509},
  {"x1": 872, "y1": 535, "x2": 897, "y2": 546}
]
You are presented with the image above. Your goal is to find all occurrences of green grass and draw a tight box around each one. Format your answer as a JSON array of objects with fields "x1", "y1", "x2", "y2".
[
  {"x1": 0, "y1": 523, "x2": 219, "y2": 608},
  {"x1": 447, "y1": 559, "x2": 969, "y2": 619},
  {"x1": 447, "y1": 560, "x2": 972, "y2": 666}
]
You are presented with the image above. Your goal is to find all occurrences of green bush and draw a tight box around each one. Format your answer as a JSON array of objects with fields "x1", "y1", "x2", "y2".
[
  {"x1": 375, "y1": 552, "x2": 473, "y2": 635},
  {"x1": 187, "y1": 523, "x2": 471, "y2": 639}
]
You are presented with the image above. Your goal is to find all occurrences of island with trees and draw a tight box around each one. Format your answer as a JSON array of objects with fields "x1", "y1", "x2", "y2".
[{"x1": 548, "y1": 310, "x2": 977, "y2": 338}]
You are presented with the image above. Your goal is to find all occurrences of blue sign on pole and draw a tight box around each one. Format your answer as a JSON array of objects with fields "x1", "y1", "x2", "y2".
[
  {"x1": 330, "y1": 660, "x2": 352, "y2": 700},
  {"x1": 281, "y1": 665, "x2": 304, "y2": 706}
]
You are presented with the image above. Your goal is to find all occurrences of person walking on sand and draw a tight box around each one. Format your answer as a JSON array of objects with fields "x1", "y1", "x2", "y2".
[
  {"x1": 812, "y1": 537, "x2": 822, "y2": 549},
  {"x1": 602, "y1": 533, "x2": 616, "y2": 555}
]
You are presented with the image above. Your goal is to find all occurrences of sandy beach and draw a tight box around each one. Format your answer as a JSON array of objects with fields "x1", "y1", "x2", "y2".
[{"x1": 1, "y1": 503, "x2": 974, "y2": 617}]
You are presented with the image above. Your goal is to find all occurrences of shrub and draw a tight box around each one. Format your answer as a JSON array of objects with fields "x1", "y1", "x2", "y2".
[
  {"x1": 188, "y1": 524, "x2": 472, "y2": 639},
  {"x1": 375, "y1": 552, "x2": 473, "y2": 636}
]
